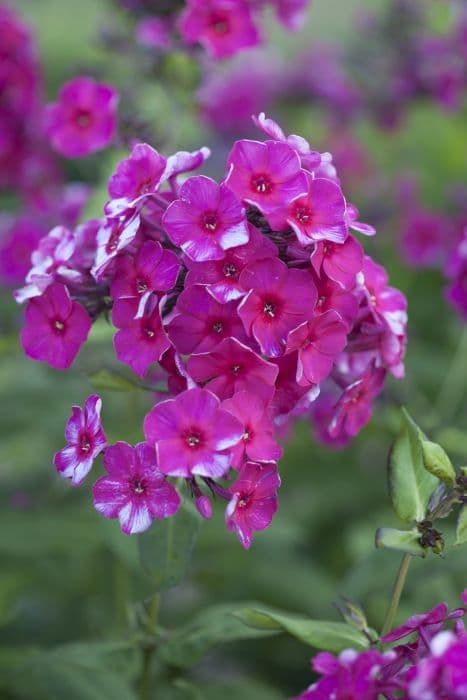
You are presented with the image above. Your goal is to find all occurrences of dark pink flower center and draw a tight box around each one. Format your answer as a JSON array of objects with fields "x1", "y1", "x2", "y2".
[
  {"x1": 202, "y1": 211, "x2": 218, "y2": 232},
  {"x1": 184, "y1": 429, "x2": 204, "y2": 449},
  {"x1": 131, "y1": 477, "x2": 146, "y2": 495},
  {"x1": 136, "y1": 278, "x2": 148, "y2": 294},
  {"x1": 237, "y1": 491, "x2": 252, "y2": 508},
  {"x1": 243, "y1": 425, "x2": 253, "y2": 442},
  {"x1": 293, "y1": 203, "x2": 312, "y2": 223},
  {"x1": 143, "y1": 325, "x2": 155, "y2": 339},
  {"x1": 317, "y1": 295, "x2": 327, "y2": 308},
  {"x1": 251, "y1": 174, "x2": 272, "y2": 195},
  {"x1": 223, "y1": 262, "x2": 238, "y2": 279},
  {"x1": 209, "y1": 12, "x2": 230, "y2": 35},
  {"x1": 212, "y1": 320, "x2": 224, "y2": 334},
  {"x1": 75, "y1": 109, "x2": 92, "y2": 129},
  {"x1": 230, "y1": 364, "x2": 242, "y2": 375},
  {"x1": 79, "y1": 433, "x2": 91, "y2": 453},
  {"x1": 53, "y1": 319, "x2": 65, "y2": 333}
]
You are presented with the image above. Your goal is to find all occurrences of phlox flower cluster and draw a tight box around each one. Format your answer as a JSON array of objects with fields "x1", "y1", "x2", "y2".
[
  {"x1": 293, "y1": 591, "x2": 467, "y2": 700},
  {"x1": 0, "y1": 5, "x2": 117, "y2": 286},
  {"x1": 119, "y1": 0, "x2": 311, "y2": 59},
  {"x1": 17, "y1": 114, "x2": 407, "y2": 546},
  {"x1": 398, "y1": 178, "x2": 467, "y2": 323},
  {"x1": 198, "y1": 0, "x2": 467, "y2": 136}
]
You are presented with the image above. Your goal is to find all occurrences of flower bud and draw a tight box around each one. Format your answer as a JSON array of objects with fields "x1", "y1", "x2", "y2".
[{"x1": 196, "y1": 495, "x2": 212, "y2": 520}]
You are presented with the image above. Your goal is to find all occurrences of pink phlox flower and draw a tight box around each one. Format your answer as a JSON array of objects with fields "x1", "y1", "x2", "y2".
[
  {"x1": 225, "y1": 460, "x2": 280, "y2": 549},
  {"x1": 45, "y1": 76, "x2": 118, "y2": 158},
  {"x1": 168, "y1": 284, "x2": 248, "y2": 354},
  {"x1": 70, "y1": 219, "x2": 101, "y2": 272},
  {"x1": 270, "y1": 351, "x2": 320, "y2": 418},
  {"x1": 309, "y1": 391, "x2": 352, "y2": 449},
  {"x1": 110, "y1": 240, "x2": 180, "y2": 317},
  {"x1": 267, "y1": 175, "x2": 348, "y2": 245},
  {"x1": 400, "y1": 209, "x2": 451, "y2": 268},
  {"x1": 310, "y1": 235, "x2": 364, "y2": 291},
  {"x1": 409, "y1": 632, "x2": 467, "y2": 700},
  {"x1": 187, "y1": 336, "x2": 278, "y2": 401},
  {"x1": 93, "y1": 441, "x2": 181, "y2": 535},
  {"x1": 382, "y1": 603, "x2": 465, "y2": 645},
  {"x1": 105, "y1": 143, "x2": 167, "y2": 217},
  {"x1": 361, "y1": 256, "x2": 408, "y2": 337},
  {"x1": 314, "y1": 272, "x2": 359, "y2": 329},
  {"x1": 0, "y1": 214, "x2": 46, "y2": 287},
  {"x1": 91, "y1": 213, "x2": 140, "y2": 281},
  {"x1": 163, "y1": 146, "x2": 211, "y2": 183},
  {"x1": 162, "y1": 175, "x2": 249, "y2": 261},
  {"x1": 15, "y1": 225, "x2": 80, "y2": 303},
  {"x1": 328, "y1": 361, "x2": 386, "y2": 439},
  {"x1": 113, "y1": 296, "x2": 171, "y2": 377},
  {"x1": 178, "y1": 0, "x2": 260, "y2": 60},
  {"x1": 285, "y1": 309, "x2": 348, "y2": 386},
  {"x1": 20, "y1": 281, "x2": 92, "y2": 369},
  {"x1": 54, "y1": 394, "x2": 107, "y2": 485},
  {"x1": 221, "y1": 391, "x2": 282, "y2": 468},
  {"x1": 184, "y1": 223, "x2": 277, "y2": 303},
  {"x1": 238, "y1": 256, "x2": 317, "y2": 357},
  {"x1": 224, "y1": 138, "x2": 308, "y2": 216},
  {"x1": 143, "y1": 387, "x2": 244, "y2": 478}
]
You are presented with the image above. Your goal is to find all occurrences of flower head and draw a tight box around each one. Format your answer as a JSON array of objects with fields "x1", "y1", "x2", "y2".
[
  {"x1": 144, "y1": 387, "x2": 243, "y2": 478},
  {"x1": 225, "y1": 461, "x2": 280, "y2": 549},
  {"x1": 45, "y1": 76, "x2": 118, "y2": 158},
  {"x1": 106, "y1": 143, "x2": 167, "y2": 216},
  {"x1": 21, "y1": 282, "x2": 91, "y2": 369},
  {"x1": 54, "y1": 395, "x2": 107, "y2": 485},
  {"x1": 93, "y1": 441, "x2": 180, "y2": 534},
  {"x1": 163, "y1": 175, "x2": 249, "y2": 261},
  {"x1": 225, "y1": 139, "x2": 308, "y2": 216}
]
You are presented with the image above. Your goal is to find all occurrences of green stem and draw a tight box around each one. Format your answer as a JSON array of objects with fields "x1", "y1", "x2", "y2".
[
  {"x1": 139, "y1": 593, "x2": 160, "y2": 700},
  {"x1": 380, "y1": 553, "x2": 412, "y2": 639}
]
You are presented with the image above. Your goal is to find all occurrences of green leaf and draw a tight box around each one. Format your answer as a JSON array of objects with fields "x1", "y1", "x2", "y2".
[
  {"x1": 233, "y1": 608, "x2": 370, "y2": 653},
  {"x1": 138, "y1": 502, "x2": 200, "y2": 591},
  {"x1": 421, "y1": 441, "x2": 456, "y2": 486},
  {"x1": 3, "y1": 641, "x2": 139, "y2": 700},
  {"x1": 88, "y1": 369, "x2": 137, "y2": 392},
  {"x1": 388, "y1": 408, "x2": 439, "y2": 523},
  {"x1": 158, "y1": 603, "x2": 274, "y2": 668},
  {"x1": 375, "y1": 527, "x2": 426, "y2": 557},
  {"x1": 455, "y1": 507, "x2": 467, "y2": 545}
]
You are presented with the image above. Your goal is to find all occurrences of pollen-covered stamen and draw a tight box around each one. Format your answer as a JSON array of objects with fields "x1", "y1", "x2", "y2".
[
  {"x1": 251, "y1": 174, "x2": 272, "y2": 194},
  {"x1": 54, "y1": 319, "x2": 65, "y2": 331},
  {"x1": 186, "y1": 432, "x2": 201, "y2": 448},
  {"x1": 136, "y1": 279, "x2": 148, "y2": 294},
  {"x1": 294, "y1": 206, "x2": 311, "y2": 223},
  {"x1": 79, "y1": 434, "x2": 91, "y2": 453},
  {"x1": 132, "y1": 478, "x2": 145, "y2": 495},
  {"x1": 143, "y1": 326, "x2": 155, "y2": 338},
  {"x1": 263, "y1": 301, "x2": 276, "y2": 318},
  {"x1": 212, "y1": 320, "x2": 224, "y2": 334},
  {"x1": 223, "y1": 262, "x2": 238, "y2": 278},
  {"x1": 231, "y1": 364, "x2": 242, "y2": 375},
  {"x1": 202, "y1": 211, "x2": 218, "y2": 231},
  {"x1": 317, "y1": 295, "x2": 326, "y2": 308}
]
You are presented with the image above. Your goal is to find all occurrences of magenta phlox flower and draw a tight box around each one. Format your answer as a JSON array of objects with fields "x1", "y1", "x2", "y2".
[
  {"x1": 45, "y1": 76, "x2": 118, "y2": 158},
  {"x1": 382, "y1": 603, "x2": 465, "y2": 645},
  {"x1": 93, "y1": 441, "x2": 181, "y2": 534},
  {"x1": 54, "y1": 394, "x2": 107, "y2": 485},
  {"x1": 225, "y1": 139, "x2": 308, "y2": 216},
  {"x1": 21, "y1": 282, "x2": 91, "y2": 369},
  {"x1": 361, "y1": 256, "x2": 408, "y2": 337},
  {"x1": 184, "y1": 224, "x2": 277, "y2": 302},
  {"x1": 163, "y1": 146, "x2": 211, "y2": 183},
  {"x1": 0, "y1": 214, "x2": 45, "y2": 286},
  {"x1": 314, "y1": 273, "x2": 359, "y2": 329},
  {"x1": 285, "y1": 309, "x2": 348, "y2": 386},
  {"x1": 268, "y1": 175, "x2": 348, "y2": 245},
  {"x1": 409, "y1": 632, "x2": 467, "y2": 700},
  {"x1": 225, "y1": 461, "x2": 280, "y2": 549},
  {"x1": 178, "y1": 0, "x2": 260, "y2": 59},
  {"x1": 293, "y1": 648, "x2": 396, "y2": 700},
  {"x1": 70, "y1": 219, "x2": 100, "y2": 272},
  {"x1": 345, "y1": 203, "x2": 376, "y2": 237},
  {"x1": 168, "y1": 284, "x2": 248, "y2": 354},
  {"x1": 106, "y1": 143, "x2": 167, "y2": 217},
  {"x1": 221, "y1": 391, "x2": 282, "y2": 468},
  {"x1": 143, "y1": 387, "x2": 243, "y2": 478},
  {"x1": 270, "y1": 351, "x2": 319, "y2": 418},
  {"x1": 238, "y1": 257, "x2": 317, "y2": 357},
  {"x1": 311, "y1": 235, "x2": 364, "y2": 291},
  {"x1": 328, "y1": 362, "x2": 386, "y2": 439},
  {"x1": 310, "y1": 392, "x2": 351, "y2": 449},
  {"x1": 187, "y1": 336, "x2": 278, "y2": 400},
  {"x1": 401, "y1": 210, "x2": 451, "y2": 268},
  {"x1": 163, "y1": 175, "x2": 249, "y2": 261},
  {"x1": 91, "y1": 213, "x2": 140, "y2": 281},
  {"x1": 113, "y1": 296, "x2": 171, "y2": 377},
  {"x1": 110, "y1": 240, "x2": 180, "y2": 317}
]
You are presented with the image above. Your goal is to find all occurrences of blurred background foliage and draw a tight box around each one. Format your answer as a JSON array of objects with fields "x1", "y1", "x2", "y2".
[{"x1": 1, "y1": 0, "x2": 467, "y2": 698}]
